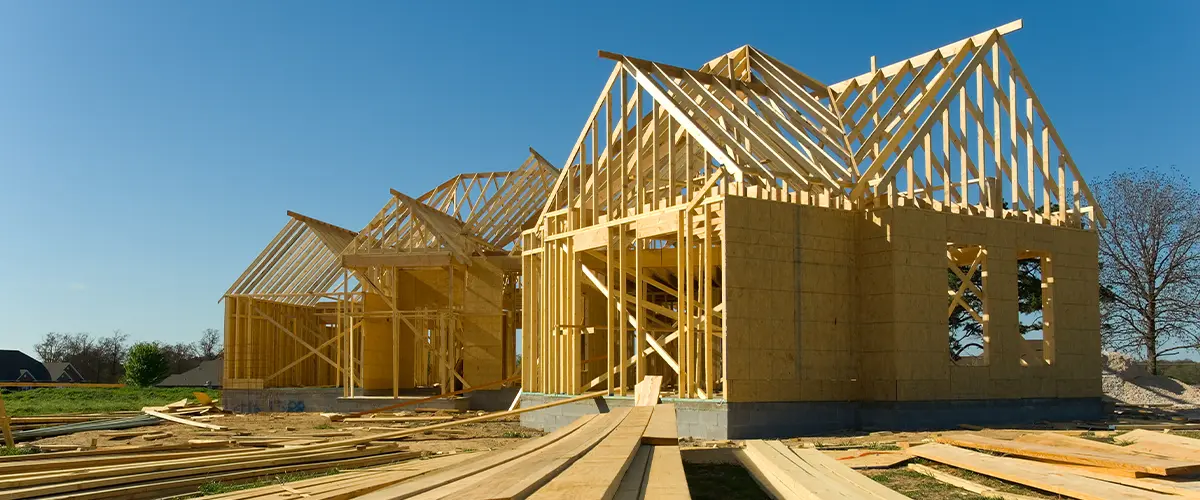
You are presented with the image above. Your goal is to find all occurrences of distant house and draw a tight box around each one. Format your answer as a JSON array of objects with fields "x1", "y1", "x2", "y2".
[
  {"x1": 42, "y1": 362, "x2": 85, "y2": 383},
  {"x1": 158, "y1": 358, "x2": 223, "y2": 388},
  {"x1": 0, "y1": 350, "x2": 51, "y2": 383}
]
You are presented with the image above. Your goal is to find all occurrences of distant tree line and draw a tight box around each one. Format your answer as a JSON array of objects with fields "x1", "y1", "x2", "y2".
[{"x1": 34, "y1": 329, "x2": 222, "y2": 384}]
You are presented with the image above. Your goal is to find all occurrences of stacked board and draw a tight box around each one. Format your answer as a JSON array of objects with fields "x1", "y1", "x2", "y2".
[{"x1": 200, "y1": 404, "x2": 688, "y2": 500}]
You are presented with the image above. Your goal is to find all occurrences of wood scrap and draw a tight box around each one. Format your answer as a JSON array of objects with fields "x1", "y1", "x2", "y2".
[
  {"x1": 141, "y1": 431, "x2": 173, "y2": 441},
  {"x1": 142, "y1": 408, "x2": 228, "y2": 431},
  {"x1": 822, "y1": 449, "x2": 911, "y2": 469}
]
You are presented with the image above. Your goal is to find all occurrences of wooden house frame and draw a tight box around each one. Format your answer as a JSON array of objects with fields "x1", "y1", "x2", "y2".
[
  {"x1": 521, "y1": 20, "x2": 1104, "y2": 406},
  {"x1": 223, "y1": 150, "x2": 559, "y2": 397}
]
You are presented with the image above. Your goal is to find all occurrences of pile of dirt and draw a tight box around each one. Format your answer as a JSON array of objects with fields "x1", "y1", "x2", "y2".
[{"x1": 1102, "y1": 351, "x2": 1200, "y2": 406}]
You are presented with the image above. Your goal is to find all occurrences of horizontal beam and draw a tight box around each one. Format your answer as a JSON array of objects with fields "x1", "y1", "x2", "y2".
[{"x1": 342, "y1": 253, "x2": 453, "y2": 268}]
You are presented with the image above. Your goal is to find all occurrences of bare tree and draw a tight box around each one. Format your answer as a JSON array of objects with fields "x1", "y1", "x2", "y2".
[
  {"x1": 1097, "y1": 168, "x2": 1200, "y2": 374},
  {"x1": 197, "y1": 328, "x2": 223, "y2": 360}
]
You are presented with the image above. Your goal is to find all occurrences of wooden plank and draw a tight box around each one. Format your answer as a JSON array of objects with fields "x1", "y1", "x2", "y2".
[
  {"x1": 143, "y1": 408, "x2": 228, "y2": 431},
  {"x1": 1119, "y1": 429, "x2": 1200, "y2": 460},
  {"x1": 356, "y1": 414, "x2": 600, "y2": 499},
  {"x1": 907, "y1": 463, "x2": 1042, "y2": 500},
  {"x1": 642, "y1": 404, "x2": 678, "y2": 445},
  {"x1": 433, "y1": 409, "x2": 631, "y2": 499},
  {"x1": 786, "y1": 446, "x2": 909, "y2": 499},
  {"x1": 0, "y1": 392, "x2": 12, "y2": 448},
  {"x1": 44, "y1": 448, "x2": 422, "y2": 500},
  {"x1": 249, "y1": 453, "x2": 479, "y2": 500},
  {"x1": 526, "y1": 406, "x2": 653, "y2": 499},
  {"x1": 737, "y1": 440, "x2": 854, "y2": 499},
  {"x1": 936, "y1": 433, "x2": 1200, "y2": 476},
  {"x1": 909, "y1": 443, "x2": 1178, "y2": 500},
  {"x1": 0, "y1": 448, "x2": 257, "y2": 476},
  {"x1": 613, "y1": 445, "x2": 652, "y2": 500},
  {"x1": 1, "y1": 446, "x2": 411, "y2": 500},
  {"x1": 341, "y1": 416, "x2": 454, "y2": 423},
  {"x1": 634, "y1": 376, "x2": 663, "y2": 407},
  {"x1": 641, "y1": 445, "x2": 691, "y2": 500}
]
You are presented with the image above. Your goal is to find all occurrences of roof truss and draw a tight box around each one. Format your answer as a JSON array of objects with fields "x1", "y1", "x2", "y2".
[
  {"x1": 223, "y1": 212, "x2": 358, "y2": 306},
  {"x1": 536, "y1": 19, "x2": 1103, "y2": 232}
]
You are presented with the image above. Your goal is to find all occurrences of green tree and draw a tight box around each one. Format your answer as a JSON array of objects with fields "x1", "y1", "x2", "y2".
[{"x1": 124, "y1": 343, "x2": 170, "y2": 387}]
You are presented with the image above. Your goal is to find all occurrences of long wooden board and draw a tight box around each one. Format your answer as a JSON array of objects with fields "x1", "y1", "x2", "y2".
[
  {"x1": 1119, "y1": 429, "x2": 1200, "y2": 460},
  {"x1": 641, "y1": 404, "x2": 678, "y2": 445},
  {"x1": 356, "y1": 413, "x2": 601, "y2": 499},
  {"x1": 640, "y1": 446, "x2": 691, "y2": 500},
  {"x1": 738, "y1": 440, "x2": 860, "y2": 499},
  {"x1": 425, "y1": 409, "x2": 631, "y2": 499},
  {"x1": 909, "y1": 443, "x2": 1178, "y2": 500},
  {"x1": 142, "y1": 408, "x2": 227, "y2": 431},
  {"x1": 936, "y1": 433, "x2": 1200, "y2": 476},
  {"x1": 787, "y1": 445, "x2": 908, "y2": 499},
  {"x1": 614, "y1": 446, "x2": 652, "y2": 500},
  {"x1": 527, "y1": 407, "x2": 653, "y2": 499}
]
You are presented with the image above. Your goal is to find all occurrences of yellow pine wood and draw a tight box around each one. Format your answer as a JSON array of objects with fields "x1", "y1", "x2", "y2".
[{"x1": 935, "y1": 433, "x2": 1200, "y2": 476}]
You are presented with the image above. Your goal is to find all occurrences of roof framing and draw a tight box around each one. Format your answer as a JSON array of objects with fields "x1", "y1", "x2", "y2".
[
  {"x1": 222, "y1": 212, "x2": 358, "y2": 306},
  {"x1": 536, "y1": 19, "x2": 1103, "y2": 231}
]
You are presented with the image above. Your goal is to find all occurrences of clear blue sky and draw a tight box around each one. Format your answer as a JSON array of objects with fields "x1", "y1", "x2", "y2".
[{"x1": 0, "y1": 1, "x2": 1195, "y2": 357}]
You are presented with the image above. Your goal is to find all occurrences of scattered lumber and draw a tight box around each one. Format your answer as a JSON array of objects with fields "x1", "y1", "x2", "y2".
[
  {"x1": 738, "y1": 440, "x2": 907, "y2": 499},
  {"x1": 909, "y1": 443, "x2": 1178, "y2": 500},
  {"x1": 0, "y1": 443, "x2": 421, "y2": 499},
  {"x1": 355, "y1": 402, "x2": 689, "y2": 499},
  {"x1": 141, "y1": 431, "x2": 173, "y2": 441},
  {"x1": 906, "y1": 463, "x2": 1042, "y2": 500},
  {"x1": 935, "y1": 432, "x2": 1200, "y2": 476},
  {"x1": 142, "y1": 408, "x2": 227, "y2": 431}
]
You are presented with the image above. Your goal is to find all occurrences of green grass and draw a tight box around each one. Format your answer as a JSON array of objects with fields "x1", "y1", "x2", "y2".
[
  {"x1": 197, "y1": 469, "x2": 341, "y2": 495},
  {"x1": 1, "y1": 388, "x2": 221, "y2": 416},
  {"x1": 0, "y1": 447, "x2": 38, "y2": 456},
  {"x1": 313, "y1": 423, "x2": 334, "y2": 430},
  {"x1": 865, "y1": 468, "x2": 988, "y2": 499},
  {"x1": 683, "y1": 463, "x2": 769, "y2": 500},
  {"x1": 501, "y1": 431, "x2": 531, "y2": 438}
]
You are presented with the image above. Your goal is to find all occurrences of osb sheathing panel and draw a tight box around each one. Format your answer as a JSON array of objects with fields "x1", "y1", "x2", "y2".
[
  {"x1": 722, "y1": 198, "x2": 1100, "y2": 404},
  {"x1": 460, "y1": 257, "x2": 506, "y2": 386},
  {"x1": 869, "y1": 207, "x2": 1100, "y2": 401},
  {"x1": 724, "y1": 196, "x2": 859, "y2": 403},
  {"x1": 361, "y1": 292, "x2": 405, "y2": 390}
]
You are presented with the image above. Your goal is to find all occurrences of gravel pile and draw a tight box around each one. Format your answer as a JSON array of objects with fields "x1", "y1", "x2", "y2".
[{"x1": 1102, "y1": 351, "x2": 1200, "y2": 406}]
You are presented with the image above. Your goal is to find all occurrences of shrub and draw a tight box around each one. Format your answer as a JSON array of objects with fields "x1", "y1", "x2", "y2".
[{"x1": 124, "y1": 343, "x2": 170, "y2": 387}]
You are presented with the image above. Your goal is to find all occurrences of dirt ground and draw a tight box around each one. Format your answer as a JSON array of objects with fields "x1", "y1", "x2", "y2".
[{"x1": 29, "y1": 410, "x2": 546, "y2": 456}]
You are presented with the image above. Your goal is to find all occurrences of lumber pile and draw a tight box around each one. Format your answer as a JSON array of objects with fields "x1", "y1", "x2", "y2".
[
  {"x1": 257, "y1": 404, "x2": 687, "y2": 500},
  {"x1": 0, "y1": 439, "x2": 423, "y2": 500},
  {"x1": 907, "y1": 430, "x2": 1200, "y2": 499}
]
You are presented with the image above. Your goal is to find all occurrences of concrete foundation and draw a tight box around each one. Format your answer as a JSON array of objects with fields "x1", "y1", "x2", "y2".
[
  {"x1": 222, "y1": 387, "x2": 520, "y2": 414},
  {"x1": 518, "y1": 393, "x2": 1103, "y2": 439}
]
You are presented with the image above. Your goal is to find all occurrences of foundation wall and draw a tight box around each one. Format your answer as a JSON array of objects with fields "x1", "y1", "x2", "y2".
[{"x1": 223, "y1": 386, "x2": 520, "y2": 414}]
